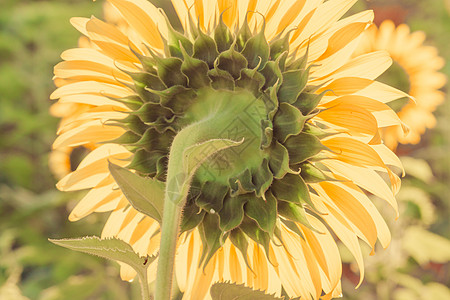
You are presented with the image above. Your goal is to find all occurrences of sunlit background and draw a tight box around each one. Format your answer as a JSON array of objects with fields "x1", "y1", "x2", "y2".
[{"x1": 0, "y1": 0, "x2": 449, "y2": 299}]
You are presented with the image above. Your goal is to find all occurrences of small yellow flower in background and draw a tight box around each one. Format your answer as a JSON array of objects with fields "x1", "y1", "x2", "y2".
[
  {"x1": 50, "y1": 0, "x2": 410, "y2": 299},
  {"x1": 356, "y1": 20, "x2": 447, "y2": 150}
]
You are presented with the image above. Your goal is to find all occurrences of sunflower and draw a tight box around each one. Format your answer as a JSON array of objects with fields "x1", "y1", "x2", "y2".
[
  {"x1": 356, "y1": 20, "x2": 447, "y2": 150},
  {"x1": 51, "y1": 0, "x2": 409, "y2": 299}
]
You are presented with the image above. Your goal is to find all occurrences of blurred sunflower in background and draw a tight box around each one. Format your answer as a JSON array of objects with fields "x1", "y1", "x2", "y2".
[
  {"x1": 50, "y1": 0, "x2": 410, "y2": 299},
  {"x1": 356, "y1": 20, "x2": 447, "y2": 150}
]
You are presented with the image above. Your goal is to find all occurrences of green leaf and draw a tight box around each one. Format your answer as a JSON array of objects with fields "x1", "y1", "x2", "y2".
[
  {"x1": 402, "y1": 226, "x2": 450, "y2": 265},
  {"x1": 210, "y1": 282, "x2": 284, "y2": 299},
  {"x1": 401, "y1": 157, "x2": 434, "y2": 183},
  {"x1": 166, "y1": 138, "x2": 243, "y2": 204},
  {"x1": 108, "y1": 162, "x2": 164, "y2": 223},
  {"x1": 49, "y1": 236, "x2": 156, "y2": 274}
]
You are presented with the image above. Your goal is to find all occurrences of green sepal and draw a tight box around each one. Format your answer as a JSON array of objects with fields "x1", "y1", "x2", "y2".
[
  {"x1": 236, "y1": 68, "x2": 266, "y2": 97},
  {"x1": 260, "y1": 54, "x2": 284, "y2": 91},
  {"x1": 127, "y1": 149, "x2": 164, "y2": 175},
  {"x1": 288, "y1": 43, "x2": 309, "y2": 70},
  {"x1": 133, "y1": 102, "x2": 173, "y2": 123},
  {"x1": 235, "y1": 15, "x2": 252, "y2": 52},
  {"x1": 278, "y1": 201, "x2": 317, "y2": 232},
  {"x1": 116, "y1": 115, "x2": 147, "y2": 135},
  {"x1": 244, "y1": 191, "x2": 277, "y2": 238},
  {"x1": 240, "y1": 217, "x2": 270, "y2": 255},
  {"x1": 284, "y1": 132, "x2": 327, "y2": 164},
  {"x1": 280, "y1": 219, "x2": 304, "y2": 240},
  {"x1": 208, "y1": 67, "x2": 235, "y2": 90},
  {"x1": 155, "y1": 155, "x2": 168, "y2": 180},
  {"x1": 299, "y1": 161, "x2": 335, "y2": 183},
  {"x1": 109, "y1": 131, "x2": 141, "y2": 146},
  {"x1": 241, "y1": 22, "x2": 269, "y2": 70},
  {"x1": 267, "y1": 83, "x2": 280, "y2": 119},
  {"x1": 273, "y1": 102, "x2": 307, "y2": 142},
  {"x1": 293, "y1": 90, "x2": 327, "y2": 115},
  {"x1": 219, "y1": 194, "x2": 249, "y2": 232},
  {"x1": 271, "y1": 174, "x2": 315, "y2": 209},
  {"x1": 180, "y1": 44, "x2": 212, "y2": 89},
  {"x1": 214, "y1": 13, "x2": 233, "y2": 52},
  {"x1": 113, "y1": 95, "x2": 143, "y2": 111},
  {"x1": 277, "y1": 69, "x2": 308, "y2": 104},
  {"x1": 180, "y1": 200, "x2": 205, "y2": 232},
  {"x1": 154, "y1": 56, "x2": 188, "y2": 87},
  {"x1": 302, "y1": 123, "x2": 334, "y2": 139},
  {"x1": 133, "y1": 127, "x2": 175, "y2": 152},
  {"x1": 260, "y1": 120, "x2": 273, "y2": 149},
  {"x1": 132, "y1": 71, "x2": 167, "y2": 94},
  {"x1": 108, "y1": 162, "x2": 164, "y2": 223},
  {"x1": 161, "y1": 10, "x2": 193, "y2": 58},
  {"x1": 129, "y1": 72, "x2": 162, "y2": 103},
  {"x1": 268, "y1": 141, "x2": 291, "y2": 179},
  {"x1": 195, "y1": 181, "x2": 228, "y2": 213},
  {"x1": 216, "y1": 45, "x2": 248, "y2": 79},
  {"x1": 210, "y1": 282, "x2": 284, "y2": 300},
  {"x1": 230, "y1": 169, "x2": 255, "y2": 195},
  {"x1": 198, "y1": 213, "x2": 224, "y2": 268},
  {"x1": 269, "y1": 30, "x2": 291, "y2": 61},
  {"x1": 229, "y1": 228, "x2": 251, "y2": 269},
  {"x1": 154, "y1": 85, "x2": 197, "y2": 114},
  {"x1": 251, "y1": 158, "x2": 273, "y2": 197},
  {"x1": 194, "y1": 29, "x2": 219, "y2": 68},
  {"x1": 130, "y1": 47, "x2": 157, "y2": 74}
]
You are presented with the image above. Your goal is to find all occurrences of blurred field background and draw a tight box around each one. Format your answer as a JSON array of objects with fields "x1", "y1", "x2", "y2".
[{"x1": 0, "y1": 0, "x2": 449, "y2": 299}]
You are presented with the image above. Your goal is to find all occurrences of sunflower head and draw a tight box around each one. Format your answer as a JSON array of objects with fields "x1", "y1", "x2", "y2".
[
  {"x1": 51, "y1": 1, "x2": 409, "y2": 298},
  {"x1": 110, "y1": 12, "x2": 331, "y2": 267}
]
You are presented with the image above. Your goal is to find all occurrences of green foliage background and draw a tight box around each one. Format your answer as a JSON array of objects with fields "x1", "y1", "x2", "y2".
[{"x1": 0, "y1": 0, "x2": 448, "y2": 299}]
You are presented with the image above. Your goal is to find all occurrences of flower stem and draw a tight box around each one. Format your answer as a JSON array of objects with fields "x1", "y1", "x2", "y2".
[
  {"x1": 138, "y1": 269, "x2": 151, "y2": 300},
  {"x1": 154, "y1": 124, "x2": 199, "y2": 300},
  {"x1": 154, "y1": 194, "x2": 184, "y2": 300}
]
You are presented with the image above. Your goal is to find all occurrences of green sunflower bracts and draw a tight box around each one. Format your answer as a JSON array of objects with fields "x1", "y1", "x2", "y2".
[{"x1": 111, "y1": 14, "x2": 331, "y2": 271}]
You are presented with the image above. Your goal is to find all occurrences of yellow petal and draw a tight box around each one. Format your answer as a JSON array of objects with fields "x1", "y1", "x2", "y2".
[{"x1": 107, "y1": 0, "x2": 166, "y2": 50}]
